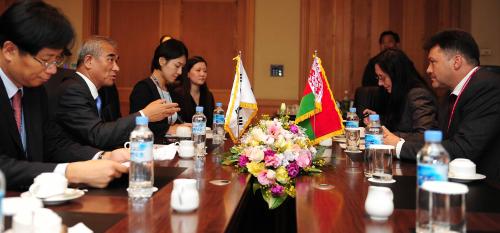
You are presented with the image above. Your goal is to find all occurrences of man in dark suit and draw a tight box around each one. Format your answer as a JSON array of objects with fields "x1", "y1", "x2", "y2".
[
  {"x1": 0, "y1": 0, "x2": 128, "y2": 190},
  {"x1": 53, "y1": 36, "x2": 180, "y2": 150},
  {"x1": 383, "y1": 30, "x2": 500, "y2": 180}
]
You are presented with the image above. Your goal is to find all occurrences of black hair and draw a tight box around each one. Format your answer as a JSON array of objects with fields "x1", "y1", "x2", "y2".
[
  {"x1": 423, "y1": 29, "x2": 480, "y2": 66},
  {"x1": 180, "y1": 56, "x2": 209, "y2": 92},
  {"x1": 150, "y1": 38, "x2": 188, "y2": 72},
  {"x1": 374, "y1": 48, "x2": 433, "y2": 129},
  {"x1": 378, "y1": 31, "x2": 400, "y2": 44},
  {"x1": 0, "y1": 0, "x2": 75, "y2": 55}
]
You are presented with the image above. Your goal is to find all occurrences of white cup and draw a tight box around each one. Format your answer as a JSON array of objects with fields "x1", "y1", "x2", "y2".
[
  {"x1": 171, "y1": 179, "x2": 199, "y2": 212},
  {"x1": 29, "y1": 173, "x2": 67, "y2": 198},
  {"x1": 178, "y1": 140, "x2": 195, "y2": 159},
  {"x1": 32, "y1": 208, "x2": 62, "y2": 233},
  {"x1": 176, "y1": 126, "x2": 192, "y2": 138},
  {"x1": 12, "y1": 210, "x2": 33, "y2": 233},
  {"x1": 449, "y1": 158, "x2": 476, "y2": 178}
]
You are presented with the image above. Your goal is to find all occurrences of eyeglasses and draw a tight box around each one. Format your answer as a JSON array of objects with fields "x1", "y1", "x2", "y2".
[{"x1": 31, "y1": 55, "x2": 65, "y2": 69}]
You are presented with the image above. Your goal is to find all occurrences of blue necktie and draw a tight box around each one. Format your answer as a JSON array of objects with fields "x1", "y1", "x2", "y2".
[{"x1": 95, "y1": 96, "x2": 102, "y2": 117}]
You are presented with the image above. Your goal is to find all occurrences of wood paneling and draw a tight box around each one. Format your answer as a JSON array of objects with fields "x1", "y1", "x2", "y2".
[{"x1": 300, "y1": 0, "x2": 469, "y2": 100}]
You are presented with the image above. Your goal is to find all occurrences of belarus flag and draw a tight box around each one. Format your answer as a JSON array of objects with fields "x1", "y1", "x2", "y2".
[{"x1": 295, "y1": 55, "x2": 344, "y2": 144}]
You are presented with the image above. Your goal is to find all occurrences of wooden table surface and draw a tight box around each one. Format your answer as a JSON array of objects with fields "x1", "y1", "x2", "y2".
[
  {"x1": 295, "y1": 143, "x2": 500, "y2": 233},
  {"x1": 7, "y1": 140, "x2": 500, "y2": 232}
]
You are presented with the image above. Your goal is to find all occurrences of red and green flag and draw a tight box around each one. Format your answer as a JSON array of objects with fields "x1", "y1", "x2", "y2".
[{"x1": 295, "y1": 55, "x2": 344, "y2": 144}]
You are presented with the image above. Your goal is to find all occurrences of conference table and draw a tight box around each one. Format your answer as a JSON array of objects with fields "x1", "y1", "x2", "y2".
[{"x1": 6, "y1": 140, "x2": 500, "y2": 232}]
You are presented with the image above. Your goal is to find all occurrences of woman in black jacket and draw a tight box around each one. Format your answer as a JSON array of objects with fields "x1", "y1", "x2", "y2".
[
  {"x1": 129, "y1": 38, "x2": 191, "y2": 137},
  {"x1": 363, "y1": 48, "x2": 438, "y2": 142}
]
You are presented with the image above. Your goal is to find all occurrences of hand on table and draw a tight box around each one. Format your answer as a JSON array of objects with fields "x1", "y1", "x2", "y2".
[
  {"x1": 362, "y1": 108, "x2": 377, "y2": 125},
  {"x1": 66, "y1": 160, "x2": 128, "y2": 188},
  {"x1": 382, "y1": 126, "x2": 400, "y2": 147}
]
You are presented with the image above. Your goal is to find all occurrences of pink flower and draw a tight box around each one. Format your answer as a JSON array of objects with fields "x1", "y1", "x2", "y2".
[
  {"x1": 238, "y1": 155, "x2": 250, "y2": 167},
  {"x1": 268, "y1": 124, "x2": 281, "y2": 138},
  {"x1": 296, "y1": 150, "x2": 312, "y2": 168},
  {"x1": 264, "y1": 149, "x2": 281, "y2": 168},
  {"x1": 257, "y1": 170, "x2": 275, "y2": 185},
  {"x1": 271, "y1": 184, "x2": 285, "y2": 196},
  {"x1": 289, "y1": 124, "x2": 299, "y2": 134},
  {"x1": 287, "y1": 162, "x2": 300, "y2": 178}
]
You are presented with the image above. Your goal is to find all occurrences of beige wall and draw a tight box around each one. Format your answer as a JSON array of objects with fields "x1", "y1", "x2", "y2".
[
  {"x1": 44, "y1": 0, "x2": 83, "y2": 68},
  {"x1": 253, "y1": 0, "x2": 300, "y2": 100},
  {"x1": 471, "y1": 0, "x2": 500, "y2": 65}
]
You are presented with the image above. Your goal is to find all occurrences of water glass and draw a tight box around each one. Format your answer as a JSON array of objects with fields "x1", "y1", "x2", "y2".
[
  {"x1": 417, "y1": 181, "x2": 468, "y2": 233},
  {"x1": 370, "y1": 145, "x2": 394, "y2": 181},
  {"x1": 363, "y1": 148, "x2": 375, "y2": 178},
  {"x1": 345, "y1": 127, "x2": 360, "y2": 152}
]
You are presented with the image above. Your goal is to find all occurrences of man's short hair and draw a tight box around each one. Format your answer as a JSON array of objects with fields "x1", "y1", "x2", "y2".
[
  {"x1": 0, "y1": 0, "x2": 74, "y2": 55},
  {"x1": 379, "y1": 31, "x2": 400, "y2": 44},
  {"x1": 423, "y1": 29, "x2": 480, "y2": 66},
  {"x1": 76, "y1": 36, "x2": 117, "y2": 67}
]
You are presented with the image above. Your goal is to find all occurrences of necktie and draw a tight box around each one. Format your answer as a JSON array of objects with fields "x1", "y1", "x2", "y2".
[
  {"x1": 11, "y1": 90, "x2": 22, "y2": 132},
  {"x1": 95, "y1": 95, "x2": 102, "y2": 117}
]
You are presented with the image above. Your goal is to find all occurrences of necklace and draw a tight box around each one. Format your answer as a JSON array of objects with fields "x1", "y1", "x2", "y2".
[{"x1": 150, "y1": 75, "x2": 175, "y2": 125}]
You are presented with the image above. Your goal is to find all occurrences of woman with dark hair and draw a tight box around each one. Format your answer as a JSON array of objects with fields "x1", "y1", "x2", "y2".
[
  {"x1": 363, "y1": 48, "x2": 438, "y2": 142},
  {"x1": 129, "y1": 38, "x2": 190, "y2": 137},
  {"x1": 174, "y1": 56, "x2": 215, "y2": 126}
]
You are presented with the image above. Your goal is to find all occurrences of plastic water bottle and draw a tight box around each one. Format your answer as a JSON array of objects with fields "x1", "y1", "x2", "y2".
[
  {"x1": 192, "y1": 106, "x2": 207, "y2": 157},
  {"x1": 416, "y1": 130, "x2": 450, "y2": 232},
  {"x1": 212, "y1": 102, "x2": 225, "y2": 144},
  {"x1": 365, "y1": 114, "x2": 382, "y2": 148},
  {"x1": 128, "y1": 116, "x2": 155, "y2": 199},
  {"x1": 0, "y1": 170, "x2": 5, "y2": 232},
  {"x1": 346, "y1": 107, "x2": 359, "y2": 128}
]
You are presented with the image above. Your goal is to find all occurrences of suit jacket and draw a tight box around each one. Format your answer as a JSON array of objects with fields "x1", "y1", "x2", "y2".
[
  {"x1": 401, "y1": 68, "x2": 500, "y2": 180},
  {"x1": 54, "y1": 73, "x2": 138, "y2": 150},
  {"x1": 129, "y1": 78, "x2": 181, "y2": 138},
  {"x1": 391, "y1": 87, "x2": 439, "y2": 142},
  {"x1": 173, "y1": 85, "x2": 215, "y2": 126},
  {"x1": 0, "y1": 80, "x2": 98, "y2": 190}
]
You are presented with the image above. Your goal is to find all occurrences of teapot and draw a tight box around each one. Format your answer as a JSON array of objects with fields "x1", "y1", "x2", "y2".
[
  {"x1": 171, "y1": 179, "x2": 199, "y2": 212},
  {"x1": 365, "y1": 186, "x2": 394, "y2": 221}
]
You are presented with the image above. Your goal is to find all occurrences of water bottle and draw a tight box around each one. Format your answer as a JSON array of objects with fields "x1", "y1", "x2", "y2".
[
  {"x1": 416, "y1": 130, "x2": 450, "y2": 232},
  {"x1": 365, "y1": 114, "x2": 382, "y2": 148},
  {"x1": 192, "y1": 106, "x2": 207, "y2": 157},
  {"x1": 346, "y1": 107, "x2": 359, "y2": 128},
  {"x1": 212, "y1": 102, "x2": 225, "y2": 144},
  {"x1": 128, "y1": 116, "x2": 155, "y2": 199},
  {"x1": 0, "y1": 170, "x2": 5, "y2": 232}
]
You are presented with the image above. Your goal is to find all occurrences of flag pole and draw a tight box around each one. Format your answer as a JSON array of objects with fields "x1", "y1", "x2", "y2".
[{"x1": 237, "y1": 50, "x2": 242, "y2": 141}]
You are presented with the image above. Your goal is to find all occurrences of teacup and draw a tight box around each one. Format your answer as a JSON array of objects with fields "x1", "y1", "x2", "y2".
[
  {"x1": 176, "y1": 126, "x2": 192, "y2": 138},
  {"x1": 449, "y1": 158, "x2": 476, "y2": 178},
  {"x1": 29, "y1": 173, "x2": 67, "y2": 198},
  {"x1": 178, "y1": 140, "x2": 195, "y2": 159},
  {"x1": 13, "y1": 208, "x2": 62, "y2": 233}
]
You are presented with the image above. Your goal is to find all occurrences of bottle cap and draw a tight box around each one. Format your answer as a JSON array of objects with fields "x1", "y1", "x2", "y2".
[
  {"x1": 369, "y1": 114, "x2": 379, "y2": 121},
  {"x1": 424, "y1": 130, "x2": 442, "y2": 142},
  {"x1": 136, "y1": 116, "x2": 149, "y2": 125},
  {"x1": 196, "y1": 106, "x2": 204, "y2": 112},
  {"x1": 216, "y1": 102, "x2": 222, "y2": 107},
  {"x1": 349, "y1": 107, "x2": 356, "y2": 113}
]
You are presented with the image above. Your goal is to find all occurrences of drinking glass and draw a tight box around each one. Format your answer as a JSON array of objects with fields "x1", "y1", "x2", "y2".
[
  {"x1": 345, "y1": 128, "x2": 360, "y2": 152},
  {"x1": 370, "y1": 145, "x2": 394, "y2": 181}
]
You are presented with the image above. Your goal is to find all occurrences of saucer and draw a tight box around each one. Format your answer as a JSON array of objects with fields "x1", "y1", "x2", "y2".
[
  {"x1": 21, "y1": 188, "x2": 85, "y2": 205},
  {"x1": 449, "y1": 173, "x2": 486, "y2": 183},
  {"x1": 368, "y1": 178, "x2": 396, "y2": 184}
]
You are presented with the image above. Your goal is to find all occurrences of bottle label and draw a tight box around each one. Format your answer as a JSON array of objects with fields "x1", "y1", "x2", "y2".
[
  {"x1": 346, "y1": 120, "x2": 359, "y2": 128},
  {"x1": 192, "y1": 122, "x2": 206, "y2": 135},
  {"x1": 365, "y1": 134, "x2": 382, "y2": 148},
  {"x1": 130, "y1": 141, "x2": 153, "y2": 162},
  {"x1": 214, "y1": 114, "x2": 225, "y2": 124},
  {"x1": 417, "y1": 163, "x2": 448, "y2": 186}
]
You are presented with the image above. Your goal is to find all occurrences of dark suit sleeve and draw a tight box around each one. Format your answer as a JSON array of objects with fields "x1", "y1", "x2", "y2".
[
  {"x1": 395, "y1": 88, "x2": 439, "y2": 142},
  {"x1": 441, "y1": 78, "x2": 500, "y2": 162},
  {"x1": 0, "y1": 152, "x2": 57, "y2": 190},
  {"x1": 56, "y1": 82, "x2": 137, "y2": 150},
  {"x1": 130, "y1": 80, "x2": 169, "y2": 137}
]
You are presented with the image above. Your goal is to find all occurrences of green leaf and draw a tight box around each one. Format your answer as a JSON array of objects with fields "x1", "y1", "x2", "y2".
[
  {"x1": 307, "y1": 167, "x2": 323, "y2": 173},
  {"x1": 262, "y1": 192, "x2": 288, "y2": 210},
  {"x1": 252, "y1": 183, "x2": 261, "y2": 194}
]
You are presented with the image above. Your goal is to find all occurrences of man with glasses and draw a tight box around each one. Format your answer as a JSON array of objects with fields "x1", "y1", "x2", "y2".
[
  {"x1": 0, "y1": 0, "x2": 128, "y2": 190},
  {"x1": 52, "y1": 36, "x2": 180, "y2": 150}
]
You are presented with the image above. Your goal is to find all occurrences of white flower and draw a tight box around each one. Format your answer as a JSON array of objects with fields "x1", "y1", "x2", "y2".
[
  {"x1": 248, "y1": 147, "x2": 265, "y2": 162},
  {"x1": 266, "y1": 170, "x2": 276, "y2": 180}
]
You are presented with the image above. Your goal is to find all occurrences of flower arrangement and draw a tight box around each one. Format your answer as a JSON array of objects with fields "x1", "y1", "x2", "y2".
[{"x1": 223, "y1": 115, "x2": 324, "y2": 209}]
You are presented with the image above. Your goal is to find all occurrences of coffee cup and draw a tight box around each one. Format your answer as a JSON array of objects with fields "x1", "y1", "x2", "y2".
[
  {"x1": 12, "y1": 208, "x2": 62, "y2": 233},
  {"x1": 176, "y1": 126, "x2": 192, "y2": 138},
  {"x1": 171, "y1": 179, "x2": 199, "y2": 212},
  {"x1": 178, "y1": 140, "x2": 195, "y2": 159},
  {"x1": 449, "y1": 158, "x2": 476, "y2": 178},
  {"x1": 29, "y1": 173, "x2": 67, "y2": 198}
]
